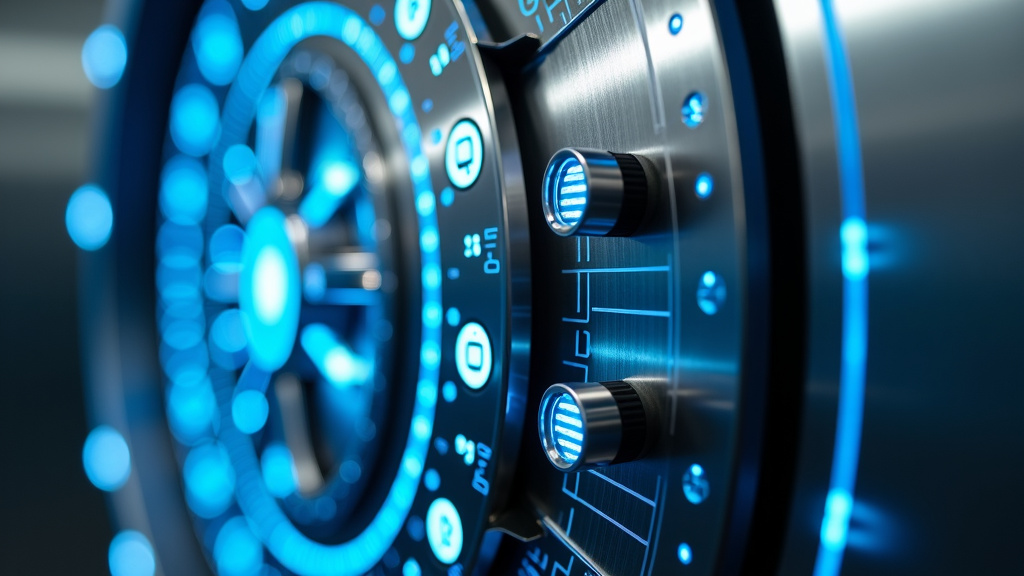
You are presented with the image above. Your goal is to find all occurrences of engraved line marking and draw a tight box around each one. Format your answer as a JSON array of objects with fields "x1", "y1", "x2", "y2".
[
  {"x1": 562, "y1": 265, "x2": 670, "y2": 274},
  {"x1": 586, "y1": 469, "x2": 656, "y2": 507},
  {"x1": 592, "y1": 307, "x2": 671, "y2": 318},
  {"x1": 563, "y1": 488, "x2": 650, "y2": 546}
]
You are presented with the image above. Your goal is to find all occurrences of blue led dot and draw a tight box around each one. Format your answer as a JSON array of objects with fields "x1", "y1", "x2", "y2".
[
  {"x1": 303, "y1": 262, "x2": 327, "y2": 302},
  {"x1": 211, "y1": 309, "x2": 247, "y2": 354},
  {"x1": 82, "y1": 25, "x2": 127, "y2": 89},
  {"x1": 446, "y1": 307, "x2": 460, "y2": 327},
  {"x1": 433, "y1": 437, "x2": 449, "y2": 455},
  {"x1": 83, "y1": 426, "x2": 130, "y2": 491},
  {"x1": 550, "y1": 157, "x2": 588, "y2": 229},
  {"x1": 170, "y1": 84, "x2": 221, "y2": 157},
  {"x1": 108, "y1": 531, "x2": 156, "y2": 576},
  {"x1": 682, "y1": 463, "x2": 710, "y2": 504},
  {"x1": 407, "y1": 516, "x2": 426, "y2": 542},
  {"x1": 548, "y1": 393, "x2": 584, "y2": 465},
  {"x1": 696, "y1": 271, "x2": 726, "y2": 315},
  {"x1": 240, "y1": 0, "x2": 269, "y2": 10},
  {"x1": 66, "y1": 184, "x2": 113, "y2": 250},
  {"x1": 183, "y1": 442, "x2": 235, "y2": 518},
  {"x1": 261, "y1": 443, "x2": 298, "y2": 498},
  {"x1": 422, "y1": 98, "x2": 434, "y2": 112},
  {"x1": 440, "y1": 187, "x2": 455, "y2": 206},
  {"x1": 341, "y1": 460, "x2": 362, "y2": 483},
  {"x1": 681, "y1": 92, "x2": 707, "y2": 128},
  {"x1": 232, "y1": 390, "x2": 269, "y2": 434},
  {"x1": 677, "y1": 543, "x2": 693, "y2": 565},
  {"x1": 400, "y1": 43, "x2": 415, "y2": 64},
  {"x1": 403, "y1": 558, "x2": 422, "y2": 576},
  {"x1": 424, "y1": 468, "x2": 440, "y2": 491},
  {"x1": 160, "y1": 156, "x2": 208, "y2": 225},
  {"x1": 841, "y1": 217, "x2": 869, "y2": 281},
  {"x1": 214, "y1": 517, "x2": 263, "y2": 576},
  {"x1": 369, "y1": 4, "x2": 386, "y2": 25},
  {"x1": 193, "y1": 0, "x2": 243, "y2": 86},
  {"x1": 447, "y1": 267, "x2": 460, "y2": 280},
  {"x1": 695, "y1": 172, "x2": 713, "y2": 199},
  {"x1": 669, "y1": 13, "x2": 683, "y2": 35},
  {"x1": 442, "y1": 381, "x2": 457, "y2": 403},
  {"x1": 209, "y1": 224, "x2": 244, "y2": 266}
]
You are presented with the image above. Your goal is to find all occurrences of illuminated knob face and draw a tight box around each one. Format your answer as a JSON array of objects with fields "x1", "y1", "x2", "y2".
[
  {"x1": 541, "y1": 148, "x2": 652, "y2": 237},
  {"x1": 538, "y1": 381, "x2": 654, "y2": 472}
]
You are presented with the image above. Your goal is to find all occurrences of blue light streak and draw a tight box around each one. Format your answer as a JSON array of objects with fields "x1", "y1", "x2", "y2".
[
  {"x1": 300, "y1": 323, "x2": 370, "y2": 388},
  {"x1": 108, "y1": 531, "x2": 155, "y2": 576},
  {"x1": 82, "y1": 426, "x2": 130, "y2": 492},
  {"x1": 66, "y1": 184, "x2": 113, "y2": 251},
  {"x1": 192, "y1": 0, "x2": 243, "y2": 86},
  {"x1": 298, "y1": 160, "x2": 360, "y2": 228},
  {"x1": 82, "y1": 25, "x2": 127, "y2": 89},
  {"x1": 813, "y1": 2, "x2": 869, "y2": 576}
]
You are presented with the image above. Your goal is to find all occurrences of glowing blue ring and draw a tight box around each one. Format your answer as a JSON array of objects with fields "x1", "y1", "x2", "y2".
[
  {"x1": 207, "y1": 5, "x2": 440, "y2": 575},
  {"x1": 813, "y1": 2, "x2": 869, "y2": 576}
]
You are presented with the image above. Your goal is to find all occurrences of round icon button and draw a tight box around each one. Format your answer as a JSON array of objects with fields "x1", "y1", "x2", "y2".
[
  {"x1": 445, "y1": 119, "x2": 483, "y2": 190},
  {"x1": 455, "y1": 322, "x2": 492, "y2": 389},
  {"x1": 394, "y1": 0, "x2": 432, "y2": 41},
  {"x1": 426, "y1": 497, "x2": 463, "y2": 564}
]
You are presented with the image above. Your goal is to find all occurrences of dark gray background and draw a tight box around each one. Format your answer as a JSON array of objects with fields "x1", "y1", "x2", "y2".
[{"x1": 0, "y1": 0, "x2": 112, "y2": 573}]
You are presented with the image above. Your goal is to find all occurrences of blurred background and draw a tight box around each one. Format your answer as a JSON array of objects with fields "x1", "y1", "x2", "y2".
[{"x1": 0, "y1": 0, "x2": 112, "y2": 573}]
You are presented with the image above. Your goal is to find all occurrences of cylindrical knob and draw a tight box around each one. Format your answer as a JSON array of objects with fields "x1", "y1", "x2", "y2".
[
  {"x1": 541, "y1": 148, "x2": 651, "y2": 237},
  {"x1": 538, "y1": 381, "x2": 653, "y2": 472}
]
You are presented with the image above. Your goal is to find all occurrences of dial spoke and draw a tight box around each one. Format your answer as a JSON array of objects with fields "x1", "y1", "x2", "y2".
[{"x1": 300, "y1": 323, "x2": 371, "y2": 388}]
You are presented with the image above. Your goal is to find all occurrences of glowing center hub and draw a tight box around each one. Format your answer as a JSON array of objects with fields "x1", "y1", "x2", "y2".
[{"x1": 240, "y1": 207, "x2": 301, "y2": 371}]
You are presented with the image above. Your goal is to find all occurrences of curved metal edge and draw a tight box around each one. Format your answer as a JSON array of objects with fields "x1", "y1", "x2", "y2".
[
  {"x1": 456, "y1": 0, "x2": 534, "y2": 572},
  {"x1": 80, "y1": 0, "x2": 213, "y2": 575}
]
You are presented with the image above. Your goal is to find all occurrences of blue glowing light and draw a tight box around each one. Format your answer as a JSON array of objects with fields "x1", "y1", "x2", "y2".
[
  {"x1": 184, "y1": 442, "x2": 235, "y2": 518},
  {"x1": 214, "y1": 517, "x2": 263, "y2": 576},
  {"x1": 422, "y1": 98, "x2": 434, "y2": 112},
  {"x1": 394, "y1": 0, "x2": 432, "y2": 41},
  {"x1": 299, "y1": 160, "x2": 359, "y2": 229},
  {"x1": 442, "y1": 381, "x2": 457, "y2": 403},
  {"x1": 160, "y1": 156, "x2": 208, "y2": 225},
  {"x1": 681, "y1": 92, "x2": 707, "y2": 128},
  {"x1": 552, "y1": 157, "x2": 588, "y2": 227},
  {"x1": 695, "y1": 173, "x2": 713, "y2": 199},
  {"x1": 82, "y1": 25, "x2": 127, "y2": 89},
  {"x1": 369, "y1": 5, "x2": 386, "y2": 26},
  {"x1": 400, "y1": 43, "x2": 415, "y2": 64},
  {"x1": 403, "y1": 558, "x2": 422, "y2": 576},
  {"x1": 682, "y1": 463, "x2": 709, "y2": 504},
  {"x1": 454, "y1": 322, "x2": 491, "y2": 389},
  {"x1": 209, "y1": 224, "x2": 245, "y2": 267},
  {"x1": 193, "y1": 0, "x2": 243, "y2": 86},
  {"x1": 696, "y1": 271, "x2": 726, "y2": 315},
  {"x1": 240, "y1": 0, "x2": 269, "y2": 10},
  {"x1": 211, "y1": 309, "x2": 247, "y2": 354},
  {"x1": 446, "y1": 307, "x2": 460, "y2": 327},
  {"x1": 303, "y1": 262, "x2": 326, "y2": 302},
  {"x1": 301, "y1": 323, "x2": 371, "y2": 388},
  {"x1": 170, "y1": 84, "x2": 221, "y2": 157},
  {"x1": 261, "y1": 443, "x2": 298, "y2": 498},
  {"x1": 424, "y1": 468, "x2": 440, "y2": 491},
  {"x1": 66, "y1": 184, "x2": 113, "y2": 250},
  {"x1": 426, "y1": 497, "x2": 463, "y2": 564},
  {"x1": 669, "y1": 14, "x2": 683, "y2": 35},
  {"x1": 814, "y1": 2, "x2": 869, "y2": 575},
  {"x1": 223, "y1": 144, "x2": 259, "y2": 186},
  {"x1": 549, "y1": 393, "x2": 584, "y2": 464},
  {"x1": 167, "y1": 376, "x2": 218, "y2": 445},
  {"x1": 82, "y1": 426, "x2": 130, "y2": 491},
  {"x1": 108, "y1": 531, "x2": 155, "y2": 576},
  {"x1": 841, "y1": 218, "x2": 868, "y2": 280},
  {"x1": 677, "y1": 543, "x2": 693, "y2": 565},
  {"x1": 209, "y1": 7, "x2": 441, "y2": 573},
  {"x1": 444, "y1": 119, "x2": 483, "y2": 190},
  {"x1": 239, "y1": 207, "x2": 301, "y2": 372},
  {"x1": 233, "y1": 390, "x2": 269, "y2": 434}
]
